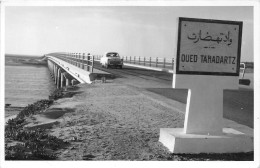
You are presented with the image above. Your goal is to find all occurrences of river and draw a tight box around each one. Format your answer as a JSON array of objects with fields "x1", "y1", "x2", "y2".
[{"x1": 5, "y1": 64, "x2": 56, "y2": 107}]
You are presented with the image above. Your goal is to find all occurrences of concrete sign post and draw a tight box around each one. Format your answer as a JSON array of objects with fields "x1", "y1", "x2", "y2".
[{"x1": 159, "y1": 17, "x2": 253, "y2": 153}]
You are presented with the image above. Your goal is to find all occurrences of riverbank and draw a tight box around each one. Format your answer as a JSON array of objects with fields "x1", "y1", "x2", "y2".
[
  {"x1": 5, "y1": 82, "x2": 253, "y2": 161},
  {"x1": 5, "y1": 106, "x2": 24, "y2": 118},
  {"x1": 5, "y1": 88, "x2": 70, "y2": 160}
]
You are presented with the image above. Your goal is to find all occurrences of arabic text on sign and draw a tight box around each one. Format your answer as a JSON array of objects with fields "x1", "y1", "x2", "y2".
[{"x1": 187, "y1": 30, "x2": 232, "y2": 46}]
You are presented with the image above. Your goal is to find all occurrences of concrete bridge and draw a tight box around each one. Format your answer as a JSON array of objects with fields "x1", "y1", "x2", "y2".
[
  {"x1": 45, "y1": 53, "x2": 109, "y2": 88},
  {"x1": 45, "y1": 52, "x2": 252, "y2": 89}
]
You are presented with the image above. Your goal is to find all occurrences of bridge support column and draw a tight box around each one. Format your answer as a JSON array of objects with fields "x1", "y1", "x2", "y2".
[
  {"x1": 64, "y1": 76, "x2": 71, "y2": 91},
  {"x1": 71, "y1": 79, "x2": 75, "y2": 86},
  {"x1": 57, "y1": 68, "x2": 61, "y2": 88},
  {"x1": 55, "y1": 64, "x2": 57, "y2": 81},
  {"x1": 54, "y1": 64, "x2": 57, "y2": 84},
  {"x1": 66, "y1": 78, "x2": 71, "y2": 87},
  {"x1": 61, "y1": 72, "x2": 65, "y2": 88},
  {"x1": 52, "y1": 64, "x2": 55, "y2": 81},
  {"x1": 81, "y1": 63, "x2": 84, "y2": 69},
  {"x1": 71, "y1": 79, "x2": 76, "y2": 86}
]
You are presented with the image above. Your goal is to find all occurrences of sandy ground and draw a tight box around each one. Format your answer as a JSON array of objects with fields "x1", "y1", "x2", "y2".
[
  {"x1": 19, "y1": 82, "x2": 253, "y2": 161},
  {"x1": 42, "y1": 83, "x2": 185, "y2": 160}
]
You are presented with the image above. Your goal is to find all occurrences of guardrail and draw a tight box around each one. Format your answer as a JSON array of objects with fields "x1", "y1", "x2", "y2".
[
  {"x1": 53, "y1": 53, "x2": 94, "y2": 73},
  {"x1": 123, "y1": 56, "x2": 174, "y2": 70},
  {"x1": 93, "y1": 55, "x2": 174, "y2": 70}
]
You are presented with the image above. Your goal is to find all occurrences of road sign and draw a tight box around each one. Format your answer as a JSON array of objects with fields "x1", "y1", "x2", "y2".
[
  {"x1": 159, "y1": 18, "x2": 252, "y2": 154},
  {"x1": 176, "y1": 17, "x2": 243, "y2": 76}
]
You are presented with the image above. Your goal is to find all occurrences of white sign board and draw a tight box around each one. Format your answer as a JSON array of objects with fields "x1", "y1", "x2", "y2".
[{"x1": 176, "y1": 17, "x2": 243, "y2": 76}]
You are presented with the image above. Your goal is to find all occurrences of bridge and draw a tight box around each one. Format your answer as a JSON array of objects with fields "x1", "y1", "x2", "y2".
[
  {"x1": 45, "y1": 52, "x2": 178, "y2": 88},
  {"x1": 45, "y1": 52, "x2": 251, "y2": 89},
  {"x1": 45, "y1": 52, "x2": 110, "y2": 88}
]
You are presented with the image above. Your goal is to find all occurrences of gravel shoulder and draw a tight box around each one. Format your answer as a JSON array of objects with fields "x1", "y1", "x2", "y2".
[
  {"x1": 48, "y1": 83, "x2": 185, "y2": 160},
  {"x1": 21, "y1": 82, "x2": 253, "y2": 161}
]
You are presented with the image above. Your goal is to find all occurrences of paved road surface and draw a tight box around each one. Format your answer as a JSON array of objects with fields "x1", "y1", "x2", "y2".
[{"x1": 94, "y1": 62, "x2": 254, "y2": 128}]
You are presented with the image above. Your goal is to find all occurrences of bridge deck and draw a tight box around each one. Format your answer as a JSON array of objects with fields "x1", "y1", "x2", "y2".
[{"x1": 47, "y1": 55, "x2": 110, "y2": 83}]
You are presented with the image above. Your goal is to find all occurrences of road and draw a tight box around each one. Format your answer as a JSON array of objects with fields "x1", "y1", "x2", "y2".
[{"x1": 94, "y1": 61, "x2": 254, "y2": 128}]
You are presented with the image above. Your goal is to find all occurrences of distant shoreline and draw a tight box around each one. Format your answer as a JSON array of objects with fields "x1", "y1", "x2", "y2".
[
  {"x1": 5, "y1": 62, "x2": 47, "y2": 67},
  {"x1": 5, "y1": 54, "x2": 42, "y2": 58},
  {"x1": 5, "y1": 54, "x2": 47, "y2": 66}
]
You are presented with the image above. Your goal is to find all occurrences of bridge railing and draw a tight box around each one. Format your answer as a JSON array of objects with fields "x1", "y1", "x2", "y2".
[
  {"x1": 53, "y1": 53, "x2": 94, "y2": 73},
  {"x1": 93, "y1": 55, "x2": 174, "y2": 70},
  {"x1": 122, "y1": 56, "x2": 174, "y2": 70}
]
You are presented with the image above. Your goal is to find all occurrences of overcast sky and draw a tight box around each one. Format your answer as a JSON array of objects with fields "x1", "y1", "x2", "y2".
[{"x1": 5, "y1": 6, "x2": 253, "y2": 61}]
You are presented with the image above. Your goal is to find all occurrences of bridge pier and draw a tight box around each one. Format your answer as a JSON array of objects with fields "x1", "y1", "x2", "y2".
[
  {"x1": 66, "y1": 78, "x2": 70, "y2": 87},
  {"x1": 48, "y1": 59, "x2": 75, "y2": 89},
  {"x1": 57, "y1": 68, "x2": 61, "y2": 88},
  {"x1": 61, "y1": 72, "x2": 65, "y2": 88},
  {"x1": 53, "y1": 64, "x2": 57, "y2": 84},
  {"x1": 71, "y1": 79, "x2": 78, "y2": 86}
]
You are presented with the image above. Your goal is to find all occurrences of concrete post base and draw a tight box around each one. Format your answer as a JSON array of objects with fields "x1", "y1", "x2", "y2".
[{"x1": 159, "y1": 128, "x2": 253, "y2": 153}]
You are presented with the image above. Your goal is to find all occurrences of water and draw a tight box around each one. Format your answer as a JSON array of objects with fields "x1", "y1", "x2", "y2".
[{"x1": 5, "y1": 65, "x2": 56, "y2": 107}]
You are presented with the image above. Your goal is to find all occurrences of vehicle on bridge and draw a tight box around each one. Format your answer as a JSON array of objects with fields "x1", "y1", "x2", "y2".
[{"x1": 100, "y1": 52, "x2": 123, "y2": 69}]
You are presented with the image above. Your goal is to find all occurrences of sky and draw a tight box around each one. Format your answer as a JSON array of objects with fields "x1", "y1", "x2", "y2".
[{"x1": 5, "y1": 6, "x2": 254, "y2": 61}]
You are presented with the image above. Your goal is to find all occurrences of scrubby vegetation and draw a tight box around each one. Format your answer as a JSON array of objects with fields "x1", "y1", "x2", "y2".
[
  {"x1": 16, "y1": 99, "x2": 53, "y2": 119},
  {"x1": 49, "y1": 88, "x2": 64, "y2": 100},
  {"x1": 5, "y1": 88, "x2": 68, "y2": 160}
]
